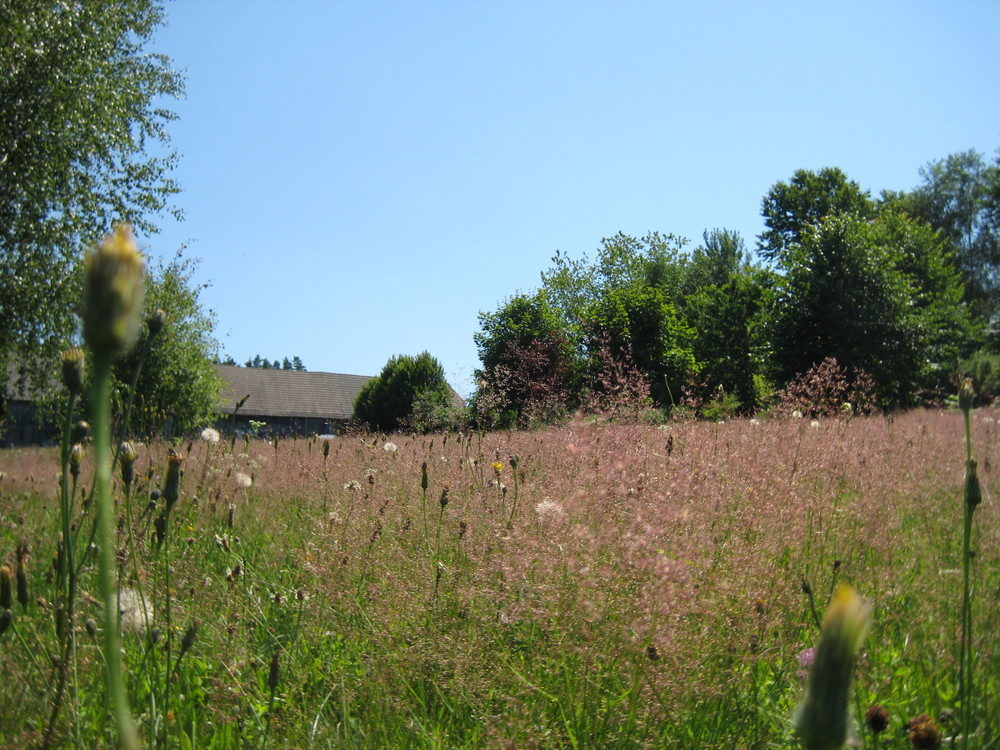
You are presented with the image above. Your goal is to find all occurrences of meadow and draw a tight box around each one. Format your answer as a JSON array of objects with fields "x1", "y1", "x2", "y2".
[{"x1": 0, "y1": 410, "x2": 997, "y2": 748}]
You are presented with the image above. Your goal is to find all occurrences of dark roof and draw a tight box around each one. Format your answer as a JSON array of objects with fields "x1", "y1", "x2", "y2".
[{"x1": 214, "y1": 364, "x2": 373, "y2": 421}]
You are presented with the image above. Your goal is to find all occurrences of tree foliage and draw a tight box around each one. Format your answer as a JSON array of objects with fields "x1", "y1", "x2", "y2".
[
  {"x1": 758, "y1": 167, "x2": 874, "y2": 264},
  {"x1": 111, "y1": 252, "x2": 222, "y2": 437},
  {"x1": 353, "y1": 352, "x2": 454, "y2": 433},
  {"x1": 0, "y1": 0, "x2": 183, "y2": 386}
]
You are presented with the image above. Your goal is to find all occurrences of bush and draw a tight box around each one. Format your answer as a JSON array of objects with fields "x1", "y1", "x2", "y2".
[
  {"x1": 959, "y1": 348, "x2": 1000, "y2": 404},
  {"x1": 776, "y1": 357, "x2": 879, "y2": 417},
  {"x1": 353, "y1": 351, "x2": 454, "y2": 433}
]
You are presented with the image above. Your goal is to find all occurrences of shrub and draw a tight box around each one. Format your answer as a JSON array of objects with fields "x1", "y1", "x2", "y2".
[{"x1": 776, "y1": 356, "x2": 878, "y2": 417}]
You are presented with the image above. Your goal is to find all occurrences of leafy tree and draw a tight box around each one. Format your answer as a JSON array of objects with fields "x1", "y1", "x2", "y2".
[
  {"x1": 353, "y1": 351, "x2": 453, "y2": 433},
  {"x1": 758, "y1": 167, "x2": 875, "y2": 264},
  {"x1": 769, "y1": 210, "x2": 976, "y2": 406},
  {"x1": 885, "y1": 149, "x2": 1000, "y2": 323},
  {"x1": 473, "y1": 292, "x2": 576, "y2": 428},
  {"x1": 0, "y1": 1, "x2": 183, "y2": 387},
  {"x1": 111, "y1": 252, "x2": 223, "y2": 437},
  {"x1": 681, "y1": 230, "x2": 773, "y2": 411},
  {"x1": 584, "y1": 285, "x2": 696, "y2": 407}
]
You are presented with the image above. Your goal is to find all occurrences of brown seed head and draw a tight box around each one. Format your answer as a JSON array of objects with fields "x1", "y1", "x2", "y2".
[
  {"x1": 0, "y1": 565, "x2": 13, "y2": 610},
  {"x1": 865, "y1": 704, "x2": 889, "y2": 734}
]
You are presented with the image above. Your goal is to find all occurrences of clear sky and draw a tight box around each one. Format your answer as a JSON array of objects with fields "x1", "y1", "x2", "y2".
[{"x1": 147, "y1": 1, "x2": 1000, "y2": 397}]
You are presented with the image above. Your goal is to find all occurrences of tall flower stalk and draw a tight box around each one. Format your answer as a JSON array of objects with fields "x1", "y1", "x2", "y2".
[
  {"x1": 82, "y1": 225, "x2": 145, "y2": 750},
  {"x1": 957, "y1": 378, "x2": 981, "y2": 749}
]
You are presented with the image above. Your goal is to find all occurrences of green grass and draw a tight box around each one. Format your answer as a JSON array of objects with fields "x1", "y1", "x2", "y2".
[{"x1": 0, "y1": 410, "x2": 997, "y2": 748}]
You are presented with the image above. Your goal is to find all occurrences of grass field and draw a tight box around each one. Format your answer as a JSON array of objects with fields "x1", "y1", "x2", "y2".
[{"x1": 0, "y1": 410, "x2": 997, "y2": 748}]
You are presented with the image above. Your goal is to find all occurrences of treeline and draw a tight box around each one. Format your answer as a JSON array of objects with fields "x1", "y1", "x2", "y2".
[
  {"x1": 218, "y1": 355, "x2": 307, "y2": 371},
  {"x1": 473, "y1": 151, "x2": 1000, "y2": 427}
]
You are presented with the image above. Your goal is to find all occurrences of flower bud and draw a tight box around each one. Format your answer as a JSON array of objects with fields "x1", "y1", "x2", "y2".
[
  {"x1": 439, "y1": 484, "x2": 450, "y2": 509},
  {"x1": 0, "y1": 565, "x2": 13, "y2": 610},
  {"x1": 61, "y1": 348, "x2": 86, "y2": 394},
  {"x1": 71, "y1": 421, "x2": 90, "y2": 443},
  {"x1": 146, "y1": 308, "x2": 167, "y2": 338},
  {"x1": 162, "y1": 449, "x2": 183, "y2": 512},
  {"x1": 70, "y1": 443, "x2": 85, "y2": 479},
  {"x1": 958, "y1": 377, "x2": 974, "y2": 414},
  {"x1": 82, "y1": 224, "x2": 145, "y2": 358},
  {"x1": 794, "y1": 584, "x2": 870, "y2": 750},
  {"x1": 119, "y1": 441, "x2": 138, "y2": 488}
]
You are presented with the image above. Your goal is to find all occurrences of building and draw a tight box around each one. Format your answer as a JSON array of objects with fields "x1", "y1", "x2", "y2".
[{"x1": 213, "y1": 364, "x2": 373, "y2": 436}]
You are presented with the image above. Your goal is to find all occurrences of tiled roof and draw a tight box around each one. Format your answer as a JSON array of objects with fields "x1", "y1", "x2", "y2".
[{"x1": 214, "y1": 364, "x2": 373, "y2": 420}]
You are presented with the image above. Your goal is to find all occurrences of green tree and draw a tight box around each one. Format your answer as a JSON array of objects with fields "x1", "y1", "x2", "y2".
[
  {"x1": 353, "y1": 351, "x2": 454, "y2": 433},
  {"x1": 769, "y1": 210, "x2": 976, "y2": 406},
  {"x1": 758, "y1": 167, "x2": 875, "y2": 264},
  {"x1": 681, "y1": 230, "x2": 773, "y2": 411},
  {"x1": 584, "y1": 285, "x2": 696, "y2": 407},
  {"x1": 111, "y1": 252, "x2": 223, "y2": 437},
  {"x1": 473, "y1": 292, "x2": 576, "y2": 428},
  {"x1": 0, "y1": 1, "x2": 183, "y2": 387},
  {"x1": 885, "y1": 149, "x2": 1000, "y2": 323}
]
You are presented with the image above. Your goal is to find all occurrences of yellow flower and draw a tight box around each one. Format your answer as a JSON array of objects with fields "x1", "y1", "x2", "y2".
[{"x1": 492, "y1": 461, "x2": 504, "y2": 475}]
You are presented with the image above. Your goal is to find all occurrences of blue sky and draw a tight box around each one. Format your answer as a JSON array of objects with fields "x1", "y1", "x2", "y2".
[{"x1": 147, "y1": 1, "x2": 1000, "y2": 397}]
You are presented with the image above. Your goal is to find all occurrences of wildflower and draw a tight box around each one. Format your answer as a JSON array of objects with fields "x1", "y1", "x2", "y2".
[
  {"x1": 439, "y1": 484, "x2": 450, "y2": 509},
  {"x1": 82, "y1": 224, "x2": 145, "y2": 358},
  {"x1": 70, "y1": 443, "x2": 85, "y2": 479},
  {"x1": 235, "y1": 472, "x2": 253, "y2": 489},
  {"x1": 163, "y1": 449, "x2": 183, "y2": 513},
  {"x1": 865, "y1": 704, "x2": 889, "y2": 735},
  {"x1": 840, "y1": 402, "x2": 853, "y2": 416},
  {"x1": 61, "y1": 348, "x2": 86, "y2": 394},
  {"x1": 810, "y1": 419, "x2": 821, "y2": 429},
  {"x1": 342, "y1": 480, "x2": 361, "y2": 492},
  {"x1": 957, "y1": 377, "x2": 974, "y2": 414},
  {"x1": 146, "y1": 308, "x2": 167, "y2": 338},
  {"x1": 794, "y1": 584, "x2": 870, "y2": 750},
  {"x1": 383, "y1": 441, "x2": 397, "y2": 453},
  {"x1": 421, "y1": 461, "x2": 428, "y2": 492},
  {"x1": 118, "y1": 588, "x2": 152, "y2": 633},
  {"x1": 492, "y1": 461, "x2": 504, "y2": 476},
  {"x1": 119, "y1": 441, "x2": 137, "y2": 488},
  {"x1": 535, "y1": 498, "x2": 564, "y2": 517},
  {"x1": 201, "y1": 427, "x2": 220, "y2": 444},
  {"x1": 268, "y1": 650, "x2": 281, "y2": 691},
  {"x1": 906, "y1": 714, "x2": 942, "y2": 749},
  {"x1": 792, "y1": 409, "x2": 804, "y2": 419},
  {"x1": 749, "y1": 418, "x2": 761, "y2": 427},
  {"x1": 72, "y1": 420, "x2": 90, "y2": 443}
]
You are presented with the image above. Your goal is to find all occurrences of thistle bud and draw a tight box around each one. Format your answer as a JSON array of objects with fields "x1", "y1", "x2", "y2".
[
  {"x1": 439, "y1": 484, "x2": 450, "y2": 509},
  {"x1": 162, "y1": 449, "x2": 183, "y2": 513},
  {"x1": 15, "y1": 546, "x2": 29, "y2": 610},
  {"x1": 82, "y1": 224, "x2": 145, "y2": 359},
  {"x1": 71, "y1": 420, "x2": 90, "y2": 443},
  {"x1": 958, "y1": 377, "x2": 974, "y2": 414},
  {"x1": 268, "y1": 650, "x2": 281, "y2": 691},
  {"x1": 421, "y1": 461, "x2": 428, "y2": 492},
  {"x1": 794, "y1": 584, "x2": 870, "y2": 750},
  {"x1": 146, "y1": 308, "x2": 167, "y2": 338},
  {"x1": 61, "y1": 348, "x2": 86, "y2": 394},
  {"x1": 180, "y1": 619, "x2": 200, "y2": 652},
  {"x1": 70, "y1": 443, "x2": 85, "y2": 479},
  {"x1": 0, "y1": 565, "x2": 13, "y2": 610},
  {"x1": 0, "y1": 608, "x2": 12, "y2": 636},
  {"x1": 119, "y1": 441, "x2": 138, "y2": 488},
  {"x1": 965, "y1": 459, "x2": 982, "y2": 510}
]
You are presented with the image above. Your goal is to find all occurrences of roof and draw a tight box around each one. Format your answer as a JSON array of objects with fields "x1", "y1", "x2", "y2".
[{"x1": 214, "y1": 364, "x2": 373, "y2": 420}]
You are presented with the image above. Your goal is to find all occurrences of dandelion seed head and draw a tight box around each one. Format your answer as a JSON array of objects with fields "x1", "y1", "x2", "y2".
[
  {"x1": 201, "y1": 427, "x2": 220, "y2": 444},
  {"x1": 235, "y1": 472, "x2": 252, "y2": 488}
]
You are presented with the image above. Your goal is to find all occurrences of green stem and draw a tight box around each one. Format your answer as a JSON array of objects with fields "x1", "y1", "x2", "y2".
[{"x1": 92, "y1": 352, "x2": 139, "y2": 750}]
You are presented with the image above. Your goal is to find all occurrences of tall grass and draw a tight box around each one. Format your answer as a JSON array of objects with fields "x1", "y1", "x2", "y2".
[{"x1": 0, "y1": 406, "x2": 996, "y2": 747}]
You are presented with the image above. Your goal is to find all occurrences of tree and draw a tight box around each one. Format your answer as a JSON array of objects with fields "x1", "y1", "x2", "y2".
[
  {"x1": 885, "y1": 149, "x2": 1000, "y2": 323},
  {"x1": 353, "y1": 352, "x2": 454, "y2": 433},
  {"x1": 681, "y1": 230, "x2": 773, "y2": 411},
  {"x1": 473, "y1": 292, "x2": 576, "y2": 428},
  {"x1": 0, "y1": 1, "x2": 184, "y2": 387},
  {"x1": 111, "y1": 251, "x2": 223, "y2": 437},
  {"x1": 584, "y1": 285, "x2": 696, "y2": 407},
  {"x1": 769, "y1": 210, "x2": 976, "y2": 406},
  {"x1": 758, "y1": 167, "x2": 875, "y2": 264}
]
